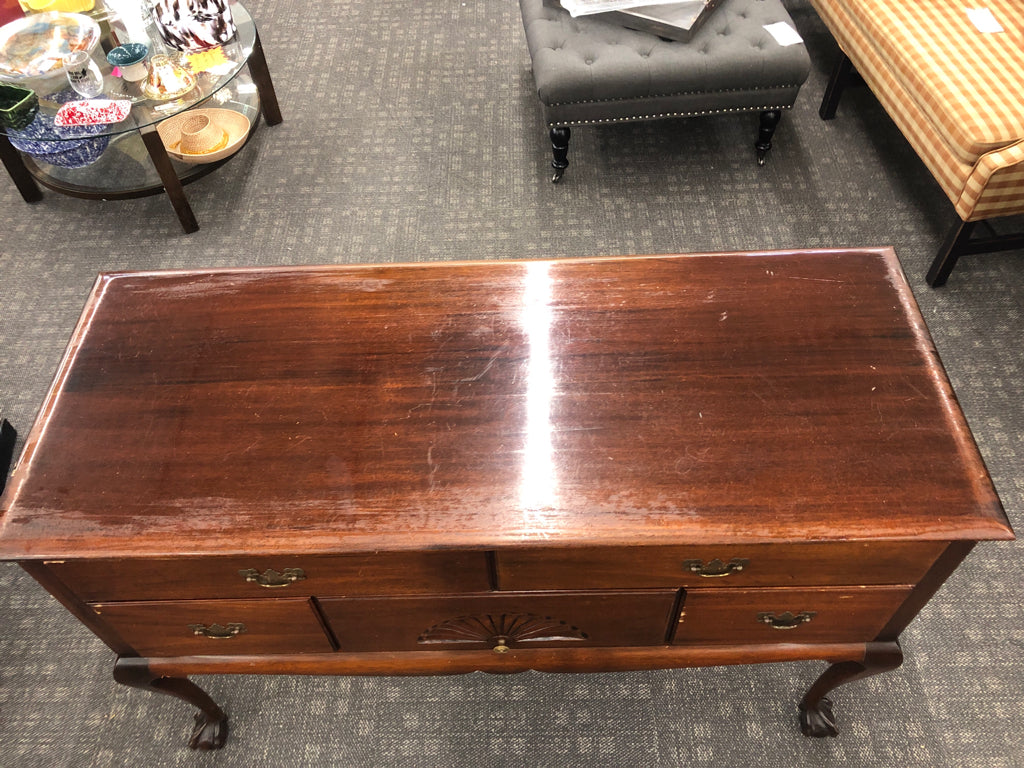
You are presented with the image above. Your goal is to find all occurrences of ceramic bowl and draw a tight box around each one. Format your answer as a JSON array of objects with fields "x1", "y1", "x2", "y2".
[
  {"x1": 0, "y1": 82, "x2": 38, "y2": 130},
  {"x1": 107, "y1": 42, "x2": 149, "y2": 81},
  {"x1": 0, "y1": 12, "x2": 101, "y2": 94},
  {"x1": 7, "y1": 107, "x2": 109, "y2": 168}
]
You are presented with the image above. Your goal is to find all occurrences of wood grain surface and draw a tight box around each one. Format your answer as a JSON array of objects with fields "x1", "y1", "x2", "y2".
[{"x1": 0, "y1": 250, "x2": 1012, "y2": 558}]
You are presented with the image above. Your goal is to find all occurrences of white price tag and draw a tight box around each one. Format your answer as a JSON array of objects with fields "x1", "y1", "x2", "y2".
[
  {"x1": 764, "y1": 22, "x2": 804, "y2": 47},
  {"x1": 967, "y1": 8, "x2": 1004, "y2": 33}
]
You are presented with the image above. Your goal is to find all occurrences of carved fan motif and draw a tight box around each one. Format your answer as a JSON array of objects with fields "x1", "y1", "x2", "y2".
[{"x1": 417, "y1": 613, "x2": 589, "y2": 647}]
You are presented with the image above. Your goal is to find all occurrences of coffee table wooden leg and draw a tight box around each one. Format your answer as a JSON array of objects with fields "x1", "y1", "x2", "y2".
[
  {"x1": 114, "y1": 657, "x2": 228, "y2": 750},
  {"x1": 249, "y1": 29, "x2": 282, "y2": 126},
  {"x1": 1, "y1": 131, "x2": 43, "y2": 203},
  {"x1": 798, "y1": 640, "x2": 903, "y2": 737},
  {"x1": 140, "y1": 127, "x2": 199, "y2": 234}
]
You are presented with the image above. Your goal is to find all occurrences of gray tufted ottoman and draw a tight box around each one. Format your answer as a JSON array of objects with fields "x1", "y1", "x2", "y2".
[{"x1": 519, "y1": 0, "x2": 811, "y2": 181}]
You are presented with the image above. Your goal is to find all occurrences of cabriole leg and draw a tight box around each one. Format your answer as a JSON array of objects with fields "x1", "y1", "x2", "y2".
[
  {"x1": 113, "y1": 657, "x2": 228, "y2": 750},
  {"x1": 550, "y1": 126, "x2": 570, "y2": 183},
  {"x1": 755, "y1": 110, "x2": 781, "y2": 166},
  {"x1": 798, "y1": 641, "x2": 903, "y2": 737}
]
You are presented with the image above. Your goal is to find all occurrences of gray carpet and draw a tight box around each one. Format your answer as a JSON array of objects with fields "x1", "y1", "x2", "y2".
[{"x1": 1, "y1": 0, "x2": 1022, "y2": 765}]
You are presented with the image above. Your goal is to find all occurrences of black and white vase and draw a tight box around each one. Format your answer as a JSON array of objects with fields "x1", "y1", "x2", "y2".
[{"x1": 150, "y1": 0, "x2": 236, "y2": 52}]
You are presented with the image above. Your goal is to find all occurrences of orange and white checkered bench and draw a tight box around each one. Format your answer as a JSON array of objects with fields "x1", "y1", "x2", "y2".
[{"x1": 808, "y1": 0, "x2": 1024, "y2": 285}]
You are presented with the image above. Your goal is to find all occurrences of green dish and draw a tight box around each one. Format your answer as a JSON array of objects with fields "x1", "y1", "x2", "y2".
[{"x1": 0, "y1": 83, "x2": 39, "y2": 130}]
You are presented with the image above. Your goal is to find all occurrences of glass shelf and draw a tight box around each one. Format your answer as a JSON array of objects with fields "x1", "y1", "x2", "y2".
[
  {"x1": 21, "y1": 71, "x2": 261, "y2": 198},
  {"x1": 0, "y1": 0, "x2": 280, "y2": 230}
]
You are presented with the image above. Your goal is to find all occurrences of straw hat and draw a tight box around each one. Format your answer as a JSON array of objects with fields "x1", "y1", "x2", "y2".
[{"x1": 157, "y1": 108, "x2": 251, "y2": 164}]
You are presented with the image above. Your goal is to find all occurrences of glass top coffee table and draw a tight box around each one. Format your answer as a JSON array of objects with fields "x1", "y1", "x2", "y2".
[{"x1": 0, "y1": 0, "x2": 280, "y2": 233}]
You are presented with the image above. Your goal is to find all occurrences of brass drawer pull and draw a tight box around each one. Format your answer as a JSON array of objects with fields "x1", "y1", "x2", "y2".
[
  {"x1": 757, "y1": 611, "x2": 816, "y2": 630},
  {"x1": 683, "y1": 558, "x2": 750, "y2": 578},
  {"x1": 238, "y1": 567, "x2": 306, "y2": 588},
  {"x1": 189, "y1": 622, "x2": 247, "y2": 639}
]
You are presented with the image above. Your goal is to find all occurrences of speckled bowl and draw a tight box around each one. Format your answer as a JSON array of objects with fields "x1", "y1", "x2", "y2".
[{"x1": 7, "y1": 104, "x2": 109, "y2": 168}]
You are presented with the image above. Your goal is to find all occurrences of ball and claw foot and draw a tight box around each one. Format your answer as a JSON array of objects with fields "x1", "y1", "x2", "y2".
[
  {"x1": 189, "y1": 711, "x2": 229, "y2": 750},
  {"x1": 551, "y1": 166, "x2": 566, "y2": 183},
  {"x1": 799, "y1": 697, "x2": 839, "y2": 738}
]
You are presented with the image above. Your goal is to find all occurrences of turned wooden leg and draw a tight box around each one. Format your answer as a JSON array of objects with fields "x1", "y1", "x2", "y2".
[
  {"x1": 113, "y1": 657, "x2": 228, "y2": 750},
  {"x1": 550, "y1": 126, "x2": 570, "y2": 183},
  {"x1": 755, "y1": 110, "x2": 781, "y2": 166},
  {"x1": 799, "y1": 641, "x2": 903, "y2": 737}
]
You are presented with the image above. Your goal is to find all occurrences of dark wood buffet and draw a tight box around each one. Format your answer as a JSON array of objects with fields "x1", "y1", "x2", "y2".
[{"x1": 0, "y1": 249, "x2": 1012, "y2": 749}]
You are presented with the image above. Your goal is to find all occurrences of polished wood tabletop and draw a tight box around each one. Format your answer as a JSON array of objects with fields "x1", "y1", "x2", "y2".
[{"x1": 0, "y1": 249, "x2": 1011, "y2": 559}]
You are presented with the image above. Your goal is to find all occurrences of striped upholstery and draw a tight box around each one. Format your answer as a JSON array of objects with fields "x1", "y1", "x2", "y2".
[
  {"x1": 809, "y1": 0, "x2": 1024, "y2": 221},
  {"x1": 961, "y1": 140, "x2": 1024, "y2": 221},
  {"x1": 850, "y1": 0, "x2": 1024, "y2": 164}
]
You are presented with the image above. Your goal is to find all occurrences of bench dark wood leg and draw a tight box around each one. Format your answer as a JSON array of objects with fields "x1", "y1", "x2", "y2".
[
  {"x1": 798, "y1": 640, "x2": 903, "y2": 737},
  {"x1": 550, "y1": 126, "x2": 570, "y2": 183},
  {"x1": 927, "y1": 220, "x2": 974, "y2": 287},
  {"x1": 820, "y1": 53, "x2": 854, "y2": 120},
  {"x1": 926, "y1": 217, "x2": 1024, "y2": 286},
  {"x1": 755, "y1": 110, "x2": 781, "y2": 166},
  {"x1": 114, "y1": 657, "x2": 228, "y2": 750}
]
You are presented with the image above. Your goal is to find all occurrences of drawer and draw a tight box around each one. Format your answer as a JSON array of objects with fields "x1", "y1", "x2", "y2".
[
  {"x1": 319, "y1": 590, "x2": 680, "y2": 652},
  {"x1": 671, "y1": 586, "x2": 912, "y2": 645},
  {"x1": 496, "y1": 542, "x2": 946, "y2": 590},
  {"x1": 47, "y1": 551, "x2": 490, "y2": 601},
  {"x1": 89, "y1": 598, "x2": 335, "y2": 656}
]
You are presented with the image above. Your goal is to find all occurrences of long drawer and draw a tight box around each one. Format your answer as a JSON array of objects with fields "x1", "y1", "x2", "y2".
[
  {"x1": 497, "y1": 542, "x2": 946, "y2": 590},
  {"x1": 90, "y1": 598, "x2": 335, "y2": 656},
  {"x1": 48, "y1": 551, "x2": 490, "y2": 601},
  {"x1": 672, "y1": 586, "x2": 912, "y2": 645},
  {"x1": 319, "y1": 590, "x2": 680, "y2": 652}
]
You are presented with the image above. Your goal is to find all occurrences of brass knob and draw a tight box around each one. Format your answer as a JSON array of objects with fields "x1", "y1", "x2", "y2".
[{"x1": 492, "y1": 636, "x2": 510, "y2": 654}]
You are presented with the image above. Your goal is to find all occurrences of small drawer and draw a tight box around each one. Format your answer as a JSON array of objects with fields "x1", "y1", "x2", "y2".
[
  {"x1": 496, "y1": 542, "x2": 946, "y2": 590},
  {"x1": 319, "y1": 590, "x2": 680, "y2": 652},
  {"x1": 47, "y1": 551, "x2": 490, "y2": 601},
  {"x1": 90, "y1": 598, "x2": 335, "y2": 656},
  {"x1": 671, "y1": 586, "x2": 912, "y2": 645}
]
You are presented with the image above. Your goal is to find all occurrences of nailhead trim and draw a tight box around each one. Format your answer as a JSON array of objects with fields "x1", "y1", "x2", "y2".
[
  {"x1": 543, "y1": 84, "x2": 801, "y2": 109},
  {"x1": 545, "y1": 103, "x2": 793, "y2": 127}
]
